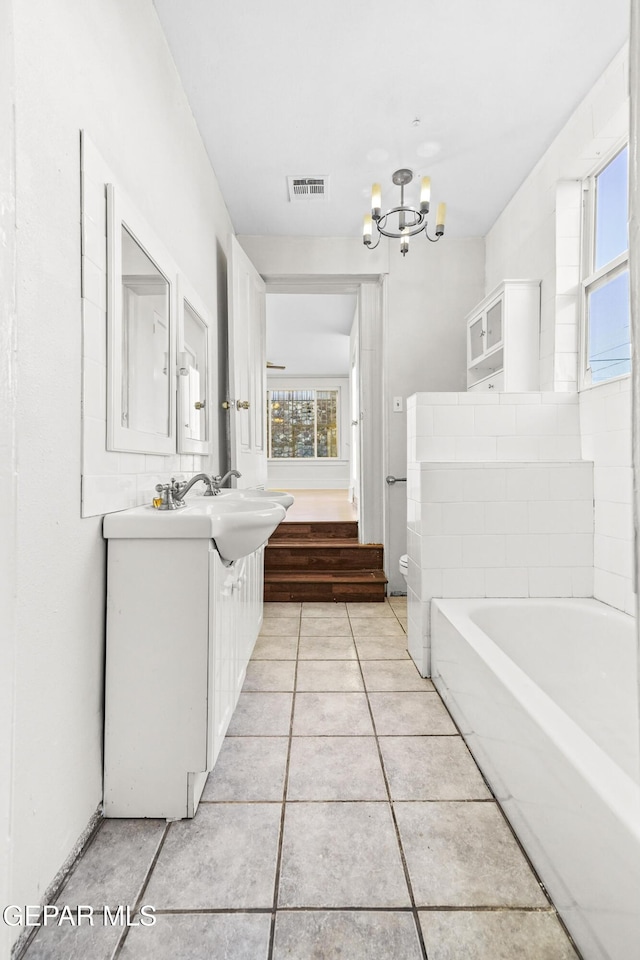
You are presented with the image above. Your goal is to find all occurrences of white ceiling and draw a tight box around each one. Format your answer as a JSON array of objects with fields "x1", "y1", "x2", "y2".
[
  {"x1": 153, "y1": 0, "x2": 629, "y2": 239},
  {"x1": 266, "y1": 294, "x2": 355, "y2": 376}
]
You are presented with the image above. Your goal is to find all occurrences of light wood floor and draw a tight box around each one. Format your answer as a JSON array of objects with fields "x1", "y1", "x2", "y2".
[{"x1": 281, "y1": 489, "x2": 357, "y2": 523}]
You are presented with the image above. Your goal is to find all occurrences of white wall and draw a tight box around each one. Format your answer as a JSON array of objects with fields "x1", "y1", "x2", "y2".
[
  {"x1": 240, "y1": 235, "x2": 485, "y2": 592},
  {"x1": 486, "y1": 44, "x2": 633, "y2": 615},
  {"x1": 7, "y1": 0, "x2": 234, "y2": 947},
  {"x1": 486, "y1": 45, "x2": 629, "y2": 392}
]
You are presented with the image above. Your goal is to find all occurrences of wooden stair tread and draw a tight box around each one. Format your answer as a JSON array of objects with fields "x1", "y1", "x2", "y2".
[
  {"x1": 265, "y1": 570, "x2": 387, "y2": 583},
  {"x1": 268, "y1": 539, "x2": 382, "y2": 549}
]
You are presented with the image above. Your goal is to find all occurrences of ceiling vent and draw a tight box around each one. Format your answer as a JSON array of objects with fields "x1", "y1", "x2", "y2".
[{"x1": 287, "y1": 176, "x2": 329, "y2": 202}]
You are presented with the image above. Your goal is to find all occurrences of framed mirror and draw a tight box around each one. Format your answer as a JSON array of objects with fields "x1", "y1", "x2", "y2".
[
  {"x1": 106, "y1": 184, "x2": 177, "y2": 455},
  {"x1": 177, "y1": 278, "x2": 212, "y2": 456}
]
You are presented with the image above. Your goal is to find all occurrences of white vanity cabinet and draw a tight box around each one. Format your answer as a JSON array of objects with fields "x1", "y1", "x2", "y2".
[
  {"x1": 466, "y1": 280, "x2": 540, "y2": 391},
  {"x1": 103, "y1": 536, "x2": 264, "y2": 819}
]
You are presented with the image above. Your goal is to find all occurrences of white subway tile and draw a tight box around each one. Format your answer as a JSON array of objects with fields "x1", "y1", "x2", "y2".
[
  {"x1": 458, "y1": 391, "x2": 500, "y2": 404},
  {"x1": 440, "y1": 501, "x2": 485, "y2": 535},
  {"x1": 591, "y1": 429, "x2": 631, "y2": 467},
  {"x1": 571, "y1": 567, "x2": 593, "y2": 598},
  {"x1": 417, "y1": 392, "x2": 459, "y2": 405},
  {"x1": 555, "y1": 295, "x2": 579, "y2": 326},
  {"x1": 593, "y1": 568, "x2": 627, "y2": 610},
  {"x1": 594, "y1": 534, "x2": 633, "y2": 579},
  {"x1": 454, "y1": 437, "x2": 497, "y2": 461},
  {"x1": 83, "y1": 258, "x2": 107, "y2": 310},
  {"x1": 595, "y1": 500, "x2": 633, "y2": 541},
  {"x1": 462, "y1": 468, "x2": 508, "y2": 502},
  {"x1": 529, "y1": 567, "x2": 573, "y2": 597},
  {"x1": 538, "y1": 435, "x2": 582, "y2": 460},
  {"x1": 421, "y1": 468, "x2": 465, "y2": 502},
  {"x1": 433, "y1": 405, "x2": 475, "y2": 436},
  {"x1": 556, "y1": 403, "x2": 581, "y2": 435},
  {"x1": 496, "y1": 436, "x2": 540, "y2": 460},
  {"x1": 82, "y1": 358, "x2": 106, "y2": 421},
  {"x1": 505, "y1": 534, "x2": 550, "y2": 567},
  {"x1": 484, "y1": 567, "x2": 529, "y2": 597},
  {"x1": 416, "y1": 436, "x2": 456, "y2": 461},
  {"x1": 474, "y1": 405, "x2": 517, "y2": 436},
  {"x1": 507, "y1": 466, "x2": 551, "y2": 501},
  {"x1": 422, "y1": 535, "x2": 463, "y2": 569},
  {"x1": 419, "y1": 503, "x2": 443, "y2": 536},
  {"x1": 82, "y1": 299, "x2": 107, "y2": 367},
  {"x1": 593, "y1": 466, "x2": 632, "y2": 504},
  {"x1": 83, "y1": 416, "x2": 118, "y2": 476},
  {"x1": 421, "y1": 569, "x2": 443, "y2": 599},
  {"x1": 82, "y1": 216, "x2": 107, "y2": 271},
  {"x1": 462, "y1": 535, "x2": 506, "y2": 568},
  {"x1": 415, "y1": 405, "x2": 434, "y2": 436},
  {"x1": 548, "y1": 533, "x2": 593, "y2": 567},
  {"x1": 484, "y1": 501, "x2": 528, "y2": 534},
  {"x1": 515, "y1": 405, "x2": 557, "y2": 436},
  {"x1": 547, "y1": 465, "x2": 593, "y2": 500},
  {"x1": 499, "y1": 393, "x2": 541, "y2": 405},
  {"x1": 442, "y1": 568, "x2": 486, "y2": 598}
]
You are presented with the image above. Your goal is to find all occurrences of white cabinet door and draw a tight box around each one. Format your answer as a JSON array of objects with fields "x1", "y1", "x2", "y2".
[{"x1": 227, "y1": 236, "x2": 267, "y2": 488}]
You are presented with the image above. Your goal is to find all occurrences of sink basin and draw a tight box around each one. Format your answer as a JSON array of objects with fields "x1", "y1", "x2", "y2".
[
  {"x1": 103, "y1": 497, "x2": 286, "y2": 562},
  {"x1": 216, "y1": 488, "x2": 295, "y2": 511}
]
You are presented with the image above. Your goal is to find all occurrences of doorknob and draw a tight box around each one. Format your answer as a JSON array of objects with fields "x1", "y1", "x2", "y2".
[
  {"x1": 237, "y1": 400, "x2": 250, "y2": 409},
  {"x1": 386, "y1": 475, "x2": 407, "y2": 485},
  {"x1": 194, "y1": 400, "x2": 206, "y2": 410}
]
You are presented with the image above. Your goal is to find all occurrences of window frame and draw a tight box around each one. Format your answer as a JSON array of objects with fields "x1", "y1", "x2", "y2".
[
  {"x1": 580, "y1": 140, "x2": 630, "y2": 389},
  {"x1": 266, "y1": 385, "x2": 342, "y2": 461}
]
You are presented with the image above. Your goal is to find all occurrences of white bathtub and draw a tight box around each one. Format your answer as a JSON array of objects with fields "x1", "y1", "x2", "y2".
[{"x1": 431, "y1": 597, "x2": 640, "y2": 960}]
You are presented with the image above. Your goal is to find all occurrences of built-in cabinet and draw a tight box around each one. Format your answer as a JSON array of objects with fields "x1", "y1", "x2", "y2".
[
  {"x1": 103, "y1": 538, "x2": 264, "y2": 819},
  {"x1": 466, "y1": 280, "x2": 540, "y2": 391}
]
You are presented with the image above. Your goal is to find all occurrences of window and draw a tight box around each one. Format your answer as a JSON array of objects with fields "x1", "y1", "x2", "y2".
[
  {"x1": 268, "y1": 389, "x2": 339, "y2": 458},
  {"x1": 583, "y1": 145, "x2": 630, "y2": 384}
]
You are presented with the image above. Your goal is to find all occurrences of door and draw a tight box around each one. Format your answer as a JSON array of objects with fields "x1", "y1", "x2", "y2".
[
  {"x1": 227, "y1": 235, "x2": 267, "y2": 488},
  {"x1": 349, "y1": 324, "x2": 361, "y2": 516}
]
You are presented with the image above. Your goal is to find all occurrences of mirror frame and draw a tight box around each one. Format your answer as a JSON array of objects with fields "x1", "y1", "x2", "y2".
[
  {"x1": 106, "y1": 183, "x2": 177, "y2": 455},
  {"x1": 177, "y1": 275, "x2": 213, "y2": 456}
]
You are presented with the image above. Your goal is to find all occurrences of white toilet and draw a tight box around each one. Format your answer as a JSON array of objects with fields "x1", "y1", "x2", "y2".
[{"x1": 399, "y1": 553, "x2": 408, "y2": 585}]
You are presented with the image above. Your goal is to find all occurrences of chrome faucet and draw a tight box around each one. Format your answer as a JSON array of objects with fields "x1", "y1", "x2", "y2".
[
  {"x1": 155, "y1": 473, "x2": 217, "y2": 509},
  {"x1": 211, "y1": 469, "x2": 242, "y2": 494}
]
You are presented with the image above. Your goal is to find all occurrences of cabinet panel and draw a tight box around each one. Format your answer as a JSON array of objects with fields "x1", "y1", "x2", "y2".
[
  {"x1": 466, "y1": 281, "x2": 540, "y2": 392},
  {"x1": 486, "y1": 300, "x2": 502, "y2": 349}
]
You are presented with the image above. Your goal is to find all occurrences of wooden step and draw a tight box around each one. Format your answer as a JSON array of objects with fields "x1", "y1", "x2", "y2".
[
  {"x1": 265, "y1": 541, "x2": 383, "y2": 573},
  {"x1": 264, "y1": 570, "x2": 387, "y2": 603},
  {"x1": 271, "y1": 520, "x2": 358, "y2": 542}
]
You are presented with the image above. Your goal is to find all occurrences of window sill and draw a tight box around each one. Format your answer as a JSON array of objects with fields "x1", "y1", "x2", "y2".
[{"x1": 579, "y1": 371, "x2": 631, "y2": 393}]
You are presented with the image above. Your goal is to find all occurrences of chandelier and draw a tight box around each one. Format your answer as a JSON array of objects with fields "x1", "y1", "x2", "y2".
[{"x1": 363, "y1": 168, "x2": 446, "y2": 256}]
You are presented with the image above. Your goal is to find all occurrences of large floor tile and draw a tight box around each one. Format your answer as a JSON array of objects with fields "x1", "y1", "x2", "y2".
[
  {"x1": 278, "y1": 802, "x2": 410, "y2": 907},
  {"x1": 301, "y1": 602, "x2": 348, "y2": 618},
  {"x1": 361, "y1": 659, "x2": 433, "y2": 692},
  {"x1": 369, "y1": 692, "x2": 457, "y2": 735},
  {"x1": 296, "y1": 660, "x2": 363, "y2": 692},
  {"x1": 21, "y1": 922, "x2": 123, "y2": 960},
  {"x1": 226, "y1": 692, "x2": 293, "y2": 736},
  {"x1": 252, "y1": 636, "x2": 298, "y2": 660},
  {"x1": 263, "y1": 602, "x2": 301, "y2": 618},
  {"x1": 419, "y1": 909, "x2": 579, "y2": 959},
  {"x1": 350, "y1": 618, "x2": 405, "y2": 638},
  {"x1": 379, "y1": 737, "x2": 491, "y2": 800},
  {"x1": 299, "y1": 617, "x2": 352, "y2": 637},
  {"x1": 297, "y1": 636, "x2": 357, "y2": 660},
  {"x1": 355, "y1": 638, "x2": 409, "y2": 660},
  {"x1": 292, "y1": 693, "x2": 374, "y2": 736},
  {"x1": 144, "y1": 804, "x2": 281, "y2": 909},
  {"x1": 395, "y1": 802, "x2": 549, "y2": 907},
  {"x1": 259, "y1": 618, "x2": 300, "y2": 637},
  {"x1": 57, "y1": 819, "x2": 165, "y2": 908},
  {"x1": 273, "y1": 910, "x2": 423, "y2": 960},
  {"x1": 287, "y1": 738, "x2": 386, "y2": 800},
  {"x1": 202, "y1": 737, "x2": 289, "y2": 801},
  {"x1": 243, "y1": 660, "x2": 296, "y2": 692},
  {"x1": 120, "y1": 912, "x2": 272, "y2": 960},
  {"x1": 346, "y1": 602, "x2": 395, "y2": 618}
]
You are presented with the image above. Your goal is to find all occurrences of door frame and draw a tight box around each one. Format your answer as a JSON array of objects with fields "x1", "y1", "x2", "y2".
[{"x1": 263, "y1": 274, "x2": 387, "y2": 554}]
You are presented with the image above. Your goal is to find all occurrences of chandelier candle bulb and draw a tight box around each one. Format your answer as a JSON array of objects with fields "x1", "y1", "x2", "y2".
[
  {"x1": 420, "y1": 176, "x2": 431, "y2": 212},
  {"x1": 400, "y1": 234, "x2": 409, "y2": 256},
  {"x1": 363, "y1": 214, "x2": 373, "y2": 246},
  {"x1": 436, "y1": 201, "x2": 446, "y2": 235},
  {"x1": 371, "y1": 183, "x2": 382, "y2": 220}
]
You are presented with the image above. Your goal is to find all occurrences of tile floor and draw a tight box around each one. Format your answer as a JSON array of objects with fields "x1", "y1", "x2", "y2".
[{"x1": 20, "y1": 598, "x2": 580, "y2": 960}]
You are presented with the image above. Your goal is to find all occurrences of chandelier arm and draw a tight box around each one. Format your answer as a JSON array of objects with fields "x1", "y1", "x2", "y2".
[
  {"x1": 364, "y1": 232, "x2": 382, "y2": 251},
  {"x1": 424, "y1": 228, "x2": 443, "y2": 243},
  {"x1": 376, "y1": 207, "x2": 427, "y2": 239}
]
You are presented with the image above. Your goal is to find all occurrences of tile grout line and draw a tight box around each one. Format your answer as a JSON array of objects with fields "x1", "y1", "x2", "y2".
[
  {"x1": 266, "y1": 607, "x2": 301, "y2": 960},
  {"x1": 347, "y1": 602, "x2": 431, "y2": 960},
  {"x1": 111, "y1": 821, "x2": 172, "y2": 959}
]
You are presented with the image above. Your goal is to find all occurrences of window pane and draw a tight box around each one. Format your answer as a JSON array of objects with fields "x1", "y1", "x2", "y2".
[
  {"x1": 316, "y1": 390, "x2": 338, "y2": 458},
  {"x1": 268, "y1": 389, "x2": 338, "y2": 458},
  {"x1": 588, "y1": 270, "x2": 630, "y2": 382},
  {"x1": 595, "y1": 147, "x2": 628, "y2": 270}
]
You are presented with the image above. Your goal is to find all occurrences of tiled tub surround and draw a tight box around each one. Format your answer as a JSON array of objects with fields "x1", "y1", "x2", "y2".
[
  {"x1": 19, "y1": 599, "x2": 579, "y2": 960},
  {"x1": 406, "y1": 459, "x2": 594, "y2": 675},
  {"x1": 432, "y1": 597, "x2": 640, "y2": 960},
  {"x1": 579, "y1": 377, "x2": 634, "y2": 615}
]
